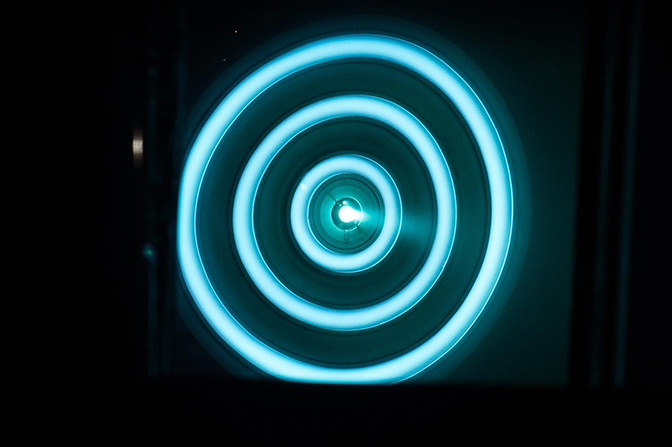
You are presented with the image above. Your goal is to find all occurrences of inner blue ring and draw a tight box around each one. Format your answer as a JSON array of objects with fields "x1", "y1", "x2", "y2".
[
  {"x1": 291, "y1": 154, "x2": 402, "y2": 274},
  {"x1": 177, "y1": 34, "x2": 513, "y2": 383}
]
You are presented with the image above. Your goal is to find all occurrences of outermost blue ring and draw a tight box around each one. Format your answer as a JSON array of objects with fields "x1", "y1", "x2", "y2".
[{"x1": 178, "y1": 34, "x2": 513, "y2": 383}]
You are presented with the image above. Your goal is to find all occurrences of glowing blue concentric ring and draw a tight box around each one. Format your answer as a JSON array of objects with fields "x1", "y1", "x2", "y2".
[
  {"x1": 291, "y1": 154, "x2": 402, "y2": 274},
  {"x1": 178, "y1": 34, "x2": 513, "y2": 383},
  {"x1": 235, "y1": 96, "x2": 453, "y2": 331}
]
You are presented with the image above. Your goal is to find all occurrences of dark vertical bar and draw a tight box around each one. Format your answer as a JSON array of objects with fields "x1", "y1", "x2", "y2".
[
  {"x1": 623, "y1": 0, "x2": 671, "y2": 388},
  {"x1": 613, "y1": 1, "x2": 641, "y2": 388},
  {"x1": 588, "y1": 0, "x2": 620, "y2": 387},
  {"x1": 144, "y1": 0, "x2": 181, "y2": 377},
  {"x1": 109, "y1": 2, "x2": 151, "y2": 379},
  {"x1": 569, "y1": 0, "x2": 613, "y2": 388},
  {"x1": 162, "y1": 0, "x2": 190, "y2": 376},
  {"x1": 145, "y1": 0, "x2": 162, "y2": 378},
  {"x1": 570, "y1": 0, "x2": 642, "y2": 389}
]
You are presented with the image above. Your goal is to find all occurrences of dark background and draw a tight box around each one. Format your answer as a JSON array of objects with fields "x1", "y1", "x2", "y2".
[{"x1": 16, "y1": 0, "x2": 670, "y2": 441}]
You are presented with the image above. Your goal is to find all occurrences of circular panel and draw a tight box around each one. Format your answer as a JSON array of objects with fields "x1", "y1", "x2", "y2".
[{"x1": 178, "y1": 33, "x2": 513, "y2": 383}]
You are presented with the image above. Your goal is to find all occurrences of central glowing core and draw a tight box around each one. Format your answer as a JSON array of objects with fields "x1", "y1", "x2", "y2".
[
  {"x1": 339, "y1": 206, "x2": 360, "y2": 223},
  {"x1": 331, "y1": 198, "x2": 362, "y2": 230}
]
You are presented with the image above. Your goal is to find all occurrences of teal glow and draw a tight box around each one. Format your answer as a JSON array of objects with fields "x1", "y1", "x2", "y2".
[
  {"x1": 177, "y1": 34, "x2": 513, "y2": 383},
  {"x1": 290, "y1": 153, "x2": 403, "y2": 276}
]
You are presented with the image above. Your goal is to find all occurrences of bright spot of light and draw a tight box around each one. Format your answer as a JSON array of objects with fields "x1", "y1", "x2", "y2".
[
  {"x1": 133, "y1": 128, "x2": 143, "y2": 168},
  {"x1": 338, "y1": 205, "x2": 361, "y2": 223}
]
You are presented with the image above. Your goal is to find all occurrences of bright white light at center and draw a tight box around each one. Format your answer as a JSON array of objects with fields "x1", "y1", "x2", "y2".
[{"x1": 338, "y1": 206, "x2": 361, "y2": 223}]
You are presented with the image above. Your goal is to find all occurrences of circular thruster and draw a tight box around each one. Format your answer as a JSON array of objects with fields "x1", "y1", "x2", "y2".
[{"x1": 178, "y1": 33, "x2": 513, "y2": 384}]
